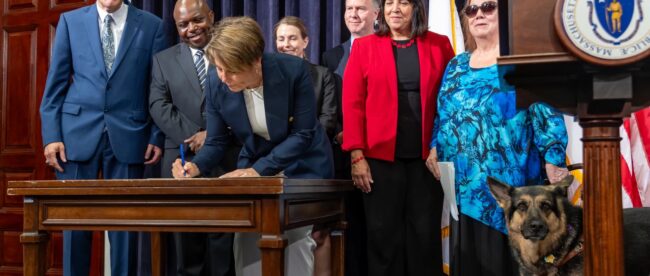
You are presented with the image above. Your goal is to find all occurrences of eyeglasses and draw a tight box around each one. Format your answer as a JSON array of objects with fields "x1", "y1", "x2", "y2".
[{"x1": 463, "y1": 1, "x2": 498, "y2": 18}]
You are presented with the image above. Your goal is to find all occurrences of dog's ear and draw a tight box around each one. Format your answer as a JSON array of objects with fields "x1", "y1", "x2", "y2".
[
  {"x1": 487, "y1": 176, "x2": 513, "y2": 208},
  {"x1": 551, "y1": 175, "x2": 574, "y2": 197}
]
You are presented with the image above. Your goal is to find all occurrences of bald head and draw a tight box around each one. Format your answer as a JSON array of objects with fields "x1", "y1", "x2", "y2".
[
  {"x1": 174, "y1": 0, "x2": 210, "y2": 14},
  {"x1": 174, "y1": 0, "x2": 214, "y2": 49}
]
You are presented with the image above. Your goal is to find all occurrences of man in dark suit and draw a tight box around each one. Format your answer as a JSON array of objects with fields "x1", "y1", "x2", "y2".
[
  {"x1": 321, "y1": 1, "x2": 378, "y2": 275},
  {"x1": 322, "y1": 0, "x2": 379, "y2": 180},
  {"x1": 322, "y1": 0, "x2": 380, "y2": 77},
  {"x1": 39, "y1": 0, "x2": 166, "y2": 275},
  {"x1": 148, "y1": 0, "x2": 238, "y2": 275}
]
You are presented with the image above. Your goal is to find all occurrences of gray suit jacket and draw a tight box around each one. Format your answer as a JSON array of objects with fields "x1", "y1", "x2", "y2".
[
  {"x1": 149, "y1": 43, "x2": 237, "y2": 177},
  {"x1": 150, "y1": 43, "x2": 205, "y2": 146}
]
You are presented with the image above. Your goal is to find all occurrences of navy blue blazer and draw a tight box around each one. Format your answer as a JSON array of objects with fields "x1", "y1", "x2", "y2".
[
  {"x1": 39, "y1": 5, "x2": 167, "y2": 163},
  {"x1": 192, "y1": 53, "x2": 334, "y2": 179}
]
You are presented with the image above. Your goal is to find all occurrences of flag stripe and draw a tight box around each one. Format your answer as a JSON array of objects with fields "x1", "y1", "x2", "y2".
[
  {"x1": 621, "y1": 120, "x2": 643, "y2": 207},
  {"x1": 634, "y1": 110, "x2": 650, "y2": 161},
  {"x1": 630, "y1": 112, "x2": 650, "y2": 206},
  {"x1": 621, "y1": 155, "x2": 642, "y2": 207},
  {"x1": 450, "y1": 0, "x2": 460, "y2": 53}
]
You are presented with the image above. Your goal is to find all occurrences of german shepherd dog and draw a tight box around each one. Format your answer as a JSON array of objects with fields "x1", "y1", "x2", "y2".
[{"x1": 488, "y1": 176, "x2": 650, "y2": 276}]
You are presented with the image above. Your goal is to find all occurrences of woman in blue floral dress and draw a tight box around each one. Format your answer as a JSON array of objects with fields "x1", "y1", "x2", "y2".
[{"x1": 425, "y1": 0, "x2": 569, "y2": 275}]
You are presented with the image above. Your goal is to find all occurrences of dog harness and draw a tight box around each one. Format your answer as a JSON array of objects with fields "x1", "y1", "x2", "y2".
[{"x1": 544, "y1": 233, "x2": 584, "y2": 267}]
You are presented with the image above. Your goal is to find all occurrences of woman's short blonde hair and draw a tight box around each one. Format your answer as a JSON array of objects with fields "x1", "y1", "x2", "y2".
[{"x1": 205, "y1": 16, "x2": 265, "y2": 73}]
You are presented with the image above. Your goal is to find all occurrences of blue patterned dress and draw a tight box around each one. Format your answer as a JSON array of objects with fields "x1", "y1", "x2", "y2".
[{"x1": 431, "y1": 52, "x2": 567, "y2": 234}]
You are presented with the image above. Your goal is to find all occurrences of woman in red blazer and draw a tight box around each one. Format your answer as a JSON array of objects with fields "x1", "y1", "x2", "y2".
[{"x1": 342, "y1": 0, "x2": 454, "y2": 275}]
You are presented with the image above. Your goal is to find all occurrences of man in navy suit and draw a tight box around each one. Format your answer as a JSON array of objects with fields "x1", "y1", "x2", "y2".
[{"x1": 39, "y1": 0, "x2": 167, "y2": 275}]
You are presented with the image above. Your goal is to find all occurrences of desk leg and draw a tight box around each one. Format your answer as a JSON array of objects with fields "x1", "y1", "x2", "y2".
[
  {"x1": 150, "y1": 232, "x2": 162, "y2": 276},
  {"x1": 21, "y1": 197, "x2": 48, "y2": 276},
  {"x1": 258, "y1": 235, "x2": 287, "y2": 276},
  {"x1": 21, "y1": 232, "x2": 48, "y2": 276},
  {"x1": 330, "y1": 229, "x2": 345, "y2": 276}
]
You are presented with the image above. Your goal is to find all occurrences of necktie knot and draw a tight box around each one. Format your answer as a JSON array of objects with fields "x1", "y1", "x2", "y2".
[{"x1": 104, "y1": 14, "x2": 114, "y2": 25}]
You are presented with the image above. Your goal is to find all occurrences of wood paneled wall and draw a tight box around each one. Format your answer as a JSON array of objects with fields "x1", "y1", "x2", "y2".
[{"x1": 0, "y1": 1, "x2": 103, "y2": 274}]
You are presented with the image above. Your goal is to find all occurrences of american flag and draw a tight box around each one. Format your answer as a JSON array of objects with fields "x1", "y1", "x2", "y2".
[{"x1": 565, "y1": 107, "x2": 650, "y2": 208}]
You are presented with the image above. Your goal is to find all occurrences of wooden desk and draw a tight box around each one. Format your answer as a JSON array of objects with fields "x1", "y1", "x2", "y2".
[{"x1": 7, "y1": 177, "x2": 352, "y2": 276}]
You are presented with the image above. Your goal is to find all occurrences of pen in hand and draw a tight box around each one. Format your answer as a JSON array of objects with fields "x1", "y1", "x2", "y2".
[{"x1": 180, "y1": 144, "x2": 186, "y2": 176}]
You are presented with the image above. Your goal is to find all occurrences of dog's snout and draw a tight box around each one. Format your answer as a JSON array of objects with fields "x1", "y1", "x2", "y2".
[
  {"x1": 529, "y1": 221, "x2": 545, "y2": 232},
  {"x1": 522, "y1": 219, "x2": 549, "y2": 241}
]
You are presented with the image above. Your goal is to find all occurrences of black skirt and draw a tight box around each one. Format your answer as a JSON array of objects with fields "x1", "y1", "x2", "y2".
[{"x1": 450, "y1": 213, "x2": 519, "y2": 276}]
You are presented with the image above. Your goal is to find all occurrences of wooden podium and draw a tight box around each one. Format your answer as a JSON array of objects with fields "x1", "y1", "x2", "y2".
[
  {"x1": 498, "y1": 0, "x2": 650, "y2": 275},
  {"x1": 7, "y1": 177, "x2": 352, "y2": 276}
]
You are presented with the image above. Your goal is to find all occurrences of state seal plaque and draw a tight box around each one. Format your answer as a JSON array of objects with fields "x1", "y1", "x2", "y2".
[{"x1": 555, "y1": 0, "x2": 650, "y2": 66}]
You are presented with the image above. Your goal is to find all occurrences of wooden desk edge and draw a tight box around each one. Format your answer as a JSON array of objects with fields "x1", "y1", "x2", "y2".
[{"x1": 7, "y1": 178, "x2": 354, "y2": 196}]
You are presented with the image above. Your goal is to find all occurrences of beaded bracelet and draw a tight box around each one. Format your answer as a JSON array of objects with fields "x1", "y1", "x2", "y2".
[{"x1": 351, "y1": 156, "x2": 365, "y2": 165}]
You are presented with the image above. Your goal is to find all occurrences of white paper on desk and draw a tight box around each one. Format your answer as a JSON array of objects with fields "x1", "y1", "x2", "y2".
[{"x1": 438, "y1": 162, "x2": 458, "y2": 221}]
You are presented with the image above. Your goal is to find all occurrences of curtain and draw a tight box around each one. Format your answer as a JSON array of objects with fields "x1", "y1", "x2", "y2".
[
  {"x1": 129, "y1": 0, "x2": 347, "y2": 64},
  {"x1": 127, "y1": 0, "x2": 466, "y2": 64}
]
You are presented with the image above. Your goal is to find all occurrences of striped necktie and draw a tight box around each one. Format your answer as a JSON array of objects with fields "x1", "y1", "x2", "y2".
[
  {"x1": 101, "y1": 15, "x2": 115, "y2": 75},
  {"x1": 195, "y1": 50, "x2": 206, "y2": 93}
]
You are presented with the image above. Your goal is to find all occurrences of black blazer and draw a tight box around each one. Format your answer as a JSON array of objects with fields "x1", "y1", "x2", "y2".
[
  {"x1": 321, "y1": 42, "x2": 351, "y2": 135},
  {"x1": 309, "y1": 63, "x2": 337, "y2": 139}
]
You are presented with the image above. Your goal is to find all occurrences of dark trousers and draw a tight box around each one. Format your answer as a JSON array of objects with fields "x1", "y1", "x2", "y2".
[
  {"x1": 333, "y1": 143, "x2": 368, "y2": 276},
  {"x1": 450, "y1": 214, "x2": 518, "y2": 276},
  {"x1": 56, "y1": 133, "x2": 142, "y2": 276},
  {"x1": 172, "y1": 232, "x2": 235, "y2": 276},
  {"x1": 163, "y1": 143, "x2": 240, "y2": 276},
  {"x1": 363, "y1": 158, "x2": 444, "y2": 276},
  {"x1": 344, "y1": 190, "x2": 368, "y2": 276}
]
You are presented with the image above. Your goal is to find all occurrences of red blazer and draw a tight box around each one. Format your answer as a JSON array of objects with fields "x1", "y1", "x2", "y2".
[{"x1": 342, "y1": 32, "x2": 454, "y2": 161}]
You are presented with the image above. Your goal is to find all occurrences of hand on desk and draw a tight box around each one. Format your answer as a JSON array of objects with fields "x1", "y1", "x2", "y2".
[
  {"x1": 172, "y1": 159, "x2": 200, "y2": 178},
  {"x1": 44, "y1": 142, "x2": 66, "y2": 172},
  {"x1": 219, "y1": 168, "x2": 260, "y2": 178}
]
